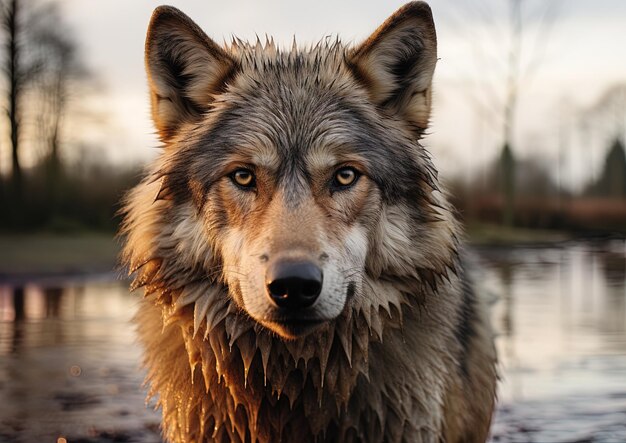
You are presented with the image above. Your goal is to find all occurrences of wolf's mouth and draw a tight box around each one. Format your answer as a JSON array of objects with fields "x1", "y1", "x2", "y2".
[
  {"x1": 275, "y1": 318, "x2": 325, "y2": 326},
  {"x1": 263, "y1": 317, "x2": 326, "y2": 339}
]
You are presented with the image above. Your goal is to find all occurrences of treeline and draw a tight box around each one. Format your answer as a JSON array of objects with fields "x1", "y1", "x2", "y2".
[
  {"x1": 451, "y1": 137, "x2": 626, "y2": 234},
  {"x1": 0, "y1": 0, "x2": 139, "y2": 232},
  {"x1": 2, "y1": 160, "x2": 140, "y2": 232},
  {"x1": 0, "y1": 0, "x2": 624, "y2": 235}
]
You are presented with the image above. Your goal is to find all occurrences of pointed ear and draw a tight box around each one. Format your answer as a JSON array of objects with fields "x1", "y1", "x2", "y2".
[
  {"x1": 348, "y1": 2, "x2": 437, "y2": 132},
  {"x1": 145, "y1": 6, "x2": 237, "y2": 141}
]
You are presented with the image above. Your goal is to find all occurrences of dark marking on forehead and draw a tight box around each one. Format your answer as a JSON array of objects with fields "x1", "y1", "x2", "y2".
[{"x1": 280, "y1": 167, "x2": 310, "y2": 208}]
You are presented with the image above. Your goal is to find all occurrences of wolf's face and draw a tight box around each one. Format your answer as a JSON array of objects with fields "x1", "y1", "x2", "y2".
[
  {"x1": 141, "y1": 2, "x2": 439, "y2": 339},
  {"x1": 211, "y1": 140, "x2": 374, "y2": 338}
]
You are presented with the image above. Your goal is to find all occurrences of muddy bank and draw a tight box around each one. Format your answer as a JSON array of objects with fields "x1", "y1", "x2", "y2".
[{"x1": 0, "y1": 234, "x2": 120, "y2": 282}]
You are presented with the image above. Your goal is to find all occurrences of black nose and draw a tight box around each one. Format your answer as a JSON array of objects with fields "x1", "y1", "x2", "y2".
[{"x1": 266, "y1": 261, "x2": 323, "y2": 310}]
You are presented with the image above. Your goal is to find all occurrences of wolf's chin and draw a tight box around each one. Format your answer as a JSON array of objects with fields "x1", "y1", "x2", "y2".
[{"x1": 261, "y1": 319, "x2": 327, "y2": 340}]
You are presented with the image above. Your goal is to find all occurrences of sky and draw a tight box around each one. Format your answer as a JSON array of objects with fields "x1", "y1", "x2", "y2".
[{"x1": 4, "y1": 0, "x2": 626, "y2": 189}]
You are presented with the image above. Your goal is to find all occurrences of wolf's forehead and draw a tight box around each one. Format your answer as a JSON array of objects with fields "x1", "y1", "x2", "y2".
[
  {"x1": 233, "y1": 41, "x2": 347, "y2": 75},
  {"x1": 231, "y1": 45, "x2": 357, "y2": 110},
  {"x1": 223, "y1": 67, "x2": 365, "y2": 169},
  {"x1": 233, "y1": 130, "x2": 358, "y2": 173}
]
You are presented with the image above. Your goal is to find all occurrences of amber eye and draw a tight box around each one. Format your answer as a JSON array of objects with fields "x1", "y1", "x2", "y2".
[
  {"x1": 231, "y1": 169, "x2": 256, "y2": 188},
  {"x1": 333, "y1": 167, "x2": 359, "y2": 188}
]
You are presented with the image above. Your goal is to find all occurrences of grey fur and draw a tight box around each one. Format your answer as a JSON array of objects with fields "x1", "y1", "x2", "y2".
[{"x1": 121, "y1": 2, "x2": 497, "y2": 442}]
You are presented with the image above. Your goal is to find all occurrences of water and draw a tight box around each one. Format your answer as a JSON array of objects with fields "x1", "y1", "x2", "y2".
[
  {"x1": 480, "y1": 240, "x2": 626, "y2": 442},
  {"x1": 0, "y1": 279, "x2": 161, "y2": 443},
  {"x1": 0, "y1": 241, "x2": 625, "y2": 442}
]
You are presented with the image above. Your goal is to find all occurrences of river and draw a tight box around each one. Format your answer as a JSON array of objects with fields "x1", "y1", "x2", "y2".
[{"x1": 1, "y1": 240, "x2": 625, "y2": 442}]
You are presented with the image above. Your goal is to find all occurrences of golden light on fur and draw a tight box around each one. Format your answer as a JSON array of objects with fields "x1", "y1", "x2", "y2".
[{"x1": 121, "y1": 2, "x2": 497, "y2": 442}]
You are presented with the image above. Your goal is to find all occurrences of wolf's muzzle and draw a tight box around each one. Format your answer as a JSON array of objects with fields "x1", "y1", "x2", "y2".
[{"x1": 266, "y1": 260, "x2": 323, "y2": 310}]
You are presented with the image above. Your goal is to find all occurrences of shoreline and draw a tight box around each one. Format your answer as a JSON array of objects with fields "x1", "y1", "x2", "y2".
[
  {"x1": 1, "y1": 228, "x2": 624, "y2": 281},
  {"x1": 0, "y1": 233, "x2": 120, "y2": 281}
]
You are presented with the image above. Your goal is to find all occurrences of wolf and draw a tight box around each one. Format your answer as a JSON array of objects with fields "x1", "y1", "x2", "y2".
[{"x1": 121, "y1": 2, "x2": 497, "y2": 442}]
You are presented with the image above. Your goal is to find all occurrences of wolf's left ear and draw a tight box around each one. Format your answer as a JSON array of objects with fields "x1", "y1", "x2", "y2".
[
  {"x1": 145, "y1": 6, "x2": 237, "y2": 141},
  {"x1": 348, "y1": 2, "x2": 437, "y2": 132}
]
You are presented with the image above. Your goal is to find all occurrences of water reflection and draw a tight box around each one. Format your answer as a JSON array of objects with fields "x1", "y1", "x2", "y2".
[
  {"x1": 13, "y1": 286, "x2": 25, "y2": 321},
  {"x1": 0, "y1": 242, "x2": 625, "y2": 442},
  {"x1": 599, "y1": 248, "x2": 626, "y2": 344},
  {"x1": 0, "y1": 280, "x2": 161, "y2": 443},
  {"x1": 481, "y1": 240, "x2": 626, "y2": 442}
]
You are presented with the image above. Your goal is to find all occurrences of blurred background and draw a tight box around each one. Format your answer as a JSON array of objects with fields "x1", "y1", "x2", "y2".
[{"x1": 0, "y1": 1, "x2": 624, "y2": 442}]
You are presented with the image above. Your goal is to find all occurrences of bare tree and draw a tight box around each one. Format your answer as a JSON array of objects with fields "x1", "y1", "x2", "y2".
[
  {"x1": 442, "y1": 0, "x2": 561, "y2": 225},
  {"x1": 2, "y1": 0, "x2": 23, "y2": 197},
  {"x1": 28, "y1": 4, "x2": 87, "y2": 178},
  {"x1": 1, "y1": 0, "x2": 88, "y2": 212},
  {"x1": 1, "y1": 0, "x2": 44, "y2": 198},
  {"x1": 497, "y1": 0, "x2": 524, "y2": 226}
]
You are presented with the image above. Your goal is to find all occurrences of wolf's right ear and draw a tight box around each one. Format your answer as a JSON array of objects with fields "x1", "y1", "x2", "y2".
[{"x1": 145, "y1": 6, "x2": 237, "y2": 141}]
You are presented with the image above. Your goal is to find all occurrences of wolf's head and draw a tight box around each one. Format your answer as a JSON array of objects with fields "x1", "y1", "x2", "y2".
[{"x1": 126, "y1": 2, "x2": 457, "y2": 340}]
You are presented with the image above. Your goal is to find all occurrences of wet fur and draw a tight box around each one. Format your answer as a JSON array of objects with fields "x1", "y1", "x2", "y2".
[{"x1": 121, "y1": 2, "x2": 497, "y2": 442}]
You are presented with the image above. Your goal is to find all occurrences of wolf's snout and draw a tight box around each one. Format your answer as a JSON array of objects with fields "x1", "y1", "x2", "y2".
[{"x1": 266, "y1": 261, "x2": 323, "y2": 310}]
